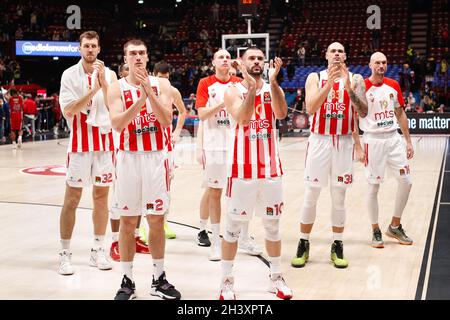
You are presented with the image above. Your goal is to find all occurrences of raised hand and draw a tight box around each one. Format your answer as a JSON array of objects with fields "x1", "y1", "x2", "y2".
[
  {"x1": 93, "y1": 60, "x2": 106, "y2": 88},
  {"x1": 328, "y1": 64, "x2": 342, "y2": 83},
  {"x1": 269, "y1": 57, "x2": 283, "y2": 84},
  {"x1": 233, "y1": 59, "x2": 256, "y2": 89}
]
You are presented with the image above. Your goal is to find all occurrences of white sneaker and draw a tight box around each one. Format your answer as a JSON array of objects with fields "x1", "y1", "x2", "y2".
[
  {"x1": 268, "y1": 273, "x2": 293, "y2": 300},
  {"x1": 58, "y1": 250, "x2": 75, "y2": 275},
  {"x1": 219, "y1": 277, "x2": 236, "y2": 300},
  {"x1": 89, "y1": 248, "x2": 112, "y2": 270},
  {"x1": 12, "y1": 141, "x2": 17, "y2": 149},
  {"x1": 17, "y1": 136, "x2": 22, "y2": 148},
  {"x1": 238, "y1": 237, "x2": 263, "y2": 256},
  {"x1": 209, "y1": 242, "x2": 221, "y2": 261}
]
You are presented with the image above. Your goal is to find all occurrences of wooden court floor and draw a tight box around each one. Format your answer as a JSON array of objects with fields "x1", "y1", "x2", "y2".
[{"x1": 0, "y1": 135, "x2": 447, "y2": 300}]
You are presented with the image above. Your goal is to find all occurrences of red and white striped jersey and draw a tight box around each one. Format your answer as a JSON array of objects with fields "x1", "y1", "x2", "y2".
[
  {"x1": 360, "y1": 77, "x2": 405, "y2": 133},
  {"x1": 309, "y1": 70, "x2": 355, "y2": 135},
  {"x1": 227, "y1": 82, "x2": 283, "y2": 179},
  {"x1": 118, "y1": 76, "x2": 166, "y2": 152},
  {"x1": 164, "y1": 125, "x2": 173, "y2": 152},
  {"x1": 196, "y1": 75, "x2": 242, "y2": 151},
  {"x1": 65, "y1": 74, "x2": 114, "y2": 153}
]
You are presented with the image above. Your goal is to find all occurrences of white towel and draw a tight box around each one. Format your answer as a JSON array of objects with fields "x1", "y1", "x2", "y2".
[
  {"x1": 86, "y1": 68, "x2": 112, "y2": 134},
  {"x1": 59, "y1": 59, "x2": 112, "y2": 133}
]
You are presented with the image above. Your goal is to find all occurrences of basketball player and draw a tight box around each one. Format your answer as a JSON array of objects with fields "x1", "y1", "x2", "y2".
[
  {"x1": 58, "y1": 31, "x2": 117, "y2": 275},
  {"x1": 109, "y1": 62, "x2": 150, "y2": 262},
  {"x1": 291, "y1": 42, "x2": 368, "y2": 269},
  {"x1": 196, "y1": 59, "x2": 262, "y2": 256},
  {"x1": 195, "y1": 49, "x2": 241, "y2": 261},
  {"x1": 108, "y1": 39, "x2": 180, "y2": 300},
  {"x1": 8, "y1": 88, "x2": 24, "y2": 149},
  {"x1": 355, "y1": 52, "x2": 414, "y2": 248},
  {"x1": 154, "y1": 60, "x2": 187, "y2": 239},
  {"x1": 219, "y1": 47, "x2": 293, "y2": 300}
]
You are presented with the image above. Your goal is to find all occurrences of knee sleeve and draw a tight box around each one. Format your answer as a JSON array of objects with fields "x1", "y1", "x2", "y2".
[
  {"x1": 331, "y1": 186, "x2": 346, "y2": 227},
  {"x1": 393, "y1": 176, "x2": 412, "y2": 219},
  {"x1": 300, "y1": 186, "x2": 321, "y2": 224},
  {"x1": 262, "y1": 219, "x2": 281, "y2": 242},
  {"x1": 367, "y1": 183, "x2": 380, "y2": 225},
  {"x1": 223, "y1": 216, "x2": 243, "y2": 243}
]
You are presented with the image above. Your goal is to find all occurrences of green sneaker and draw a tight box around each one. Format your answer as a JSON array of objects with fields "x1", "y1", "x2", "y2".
[
  {"x1": 164, "y1": 223, "x2": 176, "y2": 239},
  {"x1": 386, "y1": 224, "x2": 413, "y2": 245},
  {"x1": 139, "y1": 225, "x2": 148, "y2": 244},
  {"x1": 371, "y1": 228, "x2": 384, "y2": 248},
  {"x1": 291, "y1": 239, "x2": 309, "y2": 268},
  {"x1": 331, "y1": 240, "x2": 348, "y2": 268}
]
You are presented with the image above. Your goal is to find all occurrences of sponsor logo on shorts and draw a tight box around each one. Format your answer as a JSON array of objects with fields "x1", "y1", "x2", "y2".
[
  {"x1": 337, "y1": 176, "x2": 344, "y2": 183},
  {"x1": 147, "y1": 203, "x2": 154, "y2": 210},
  {"x1": 122, "y1": 205, "x2": 129, "y2": 210},
  {"x1": 266, "y1": 207, "x2": 274, "y2": 216},
  {"x1": 213, "y1": 180, "x2": 219, "y2": 184},
  {"x1": 77, "y1": 178, "x2": 82, "y2": 182},
  {"x1": 240, "y1": 211, "x2": 247, "y2": 216},
  {"x1": 95, "y1": 176, "x2": 101, "y2": 183},
  {"x1": 313, "y1": 178, "x2": 319, "y2": 182},
  {"x1": 376, "y1": 176, "x2": 382, "y2": 180}
]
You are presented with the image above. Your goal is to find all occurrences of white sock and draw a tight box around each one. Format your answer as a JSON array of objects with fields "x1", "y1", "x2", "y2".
[
  {"x1": 221, "y1": 260, "x2": 233, "y2": 278},
  {"x1": 134, "y1": 228, "x2": 140, "y2": 237},
  {"x1": 300, "y1": 232, "x2": 310, "y2": 240},
  {"x1": 112, "y1": 232, "x2": 119, "y2": 242},
  {"x1": 211, "y1": 223, "x2": 220, "y2": 245},
  {"x1": 153, "y1": 258, "x2": 164, "y2": 279},
  {"x1": 93, "y1": 235, "x2": 104, "y2": 249},
  {"x1": 121, "y1": 261, "x2": 133, "y2": 280},
  {"x1": 60, "y1": 239, "x2": 70, "y2": 251},
  {"x1": 333, "y1": 232, "x2": 343, "y2": 241},
  {"x1": 390, "y1": 224, "x2": 399, "y2": 229},
  {"x1": 200, "y1": 219, "x2": 208, "y2": 231},
  {"x1": 268, "y1": 256, "x2": 282, "y2": 276}
]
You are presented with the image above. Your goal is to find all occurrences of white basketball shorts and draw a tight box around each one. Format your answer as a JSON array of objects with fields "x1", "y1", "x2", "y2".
[
  {"x1": 66, "y1": 151, "x2": 114, "y2": 188},
  {"x1": 304, "y1": 133, "x2": 354, "y2": 188},
  {"x1": 202, "y1": 150, "x2": 227, "y2": 189},
  {"x1": 226, "y1": 177, "x2": 284, "y2": 221}
]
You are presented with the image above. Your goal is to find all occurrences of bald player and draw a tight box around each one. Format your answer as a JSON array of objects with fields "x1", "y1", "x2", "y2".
[
  {"x1": 195, "y1": 49, "x2": 241, "y2": 261},
  {"x1": 291, "y1": 42, "x2": 368, "y2": 269},
  {"x1": 354, "y1": 52, "x2": 414, "y2": 248}
]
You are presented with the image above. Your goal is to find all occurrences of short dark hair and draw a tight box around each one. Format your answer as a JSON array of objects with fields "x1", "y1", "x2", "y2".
[
  {"x1": 240, "y1": 46, "x2": 264, "y2": 57},
  {"x1": 79, "y1": 31, "x2": 100, "y2": 45},
  {"x1": 119, "y1": 63, "x2": 128, "y2": 72},
  {"x1": 153, "y1": 61, "x2": 170, "y2": 74},
  {"x1": 123, "y1": 39, "x2": 147, "y2": 55}
]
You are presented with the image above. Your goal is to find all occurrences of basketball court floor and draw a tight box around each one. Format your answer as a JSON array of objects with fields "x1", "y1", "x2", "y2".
[{"x1": 0, "y1": 134, "x2": 448, "y2": 300}]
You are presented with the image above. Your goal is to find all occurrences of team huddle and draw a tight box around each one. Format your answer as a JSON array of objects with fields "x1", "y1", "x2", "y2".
[{"x1": 57, "y1": 31, "x2": 414, "y2": 300}]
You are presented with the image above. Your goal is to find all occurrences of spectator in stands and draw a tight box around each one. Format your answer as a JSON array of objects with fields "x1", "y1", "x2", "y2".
[
  {"x1": 294, "y1": 88, "x2": 305, "y2": 112},
  {"x1": 0, "y1": 92, "x2": 5, "y2": 142},
  {"x1": 360, "y1": 44, "x2": 371, "y2": 57},
  {"x1": 51, "y1": 93, "x2": 61, "y2": 135},
  {"x1": 388, "y1": 22, "x2": 398, "y2": 40},
  {"x1": 371, "y1": 29, "x2": 380, "y2": 51},
  {"x1": 30, "y1": 11, "x2": 37, "y2": 32},
  {"x1": 297, "y1": 44, "x2": 306, "y2": 66},
  {"x1": 406, "y1": 46, "x2": 415, "y2": 65},
  {"x1": 186, "y1": 93, "x2": 197, "y2": 115},
  {"x1": 406, "y1": 92, "x2": 416, "y2": 112},
  {"x1": 211, "y1": 2, "x2": 220, "y2": 22}
]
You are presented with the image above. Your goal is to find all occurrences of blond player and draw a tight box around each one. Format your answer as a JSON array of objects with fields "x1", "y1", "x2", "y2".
[
  {"x1": 219, "y1": 47, "x2": 292, "y2": 300},
  {"x1": 355, "y1": 52, "x2": 414, "y2": 248},
  {"x1": 195, "y1": 49, "x2": 241, "y2": 261},
  {"x1": 108, "y1": 39, "x2": 180, "y2": 300},
  {"x1": 291, "y1": 42, "x2": 368, "y2": 269}
]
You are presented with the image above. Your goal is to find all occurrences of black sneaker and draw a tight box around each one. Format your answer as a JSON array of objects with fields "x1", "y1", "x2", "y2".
[
  {"x1": 150, "y1": 272, "x2": 181, "y2": 300},
  {"x1": 371, "y1": 228, "x2": 384, "y2": 248},
  {"x1": 197, "y1": 230, "x2": 211, "y2": 247},
  {"x1": 114, "y1": 275, "x2": 136, "y2": 300}
]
